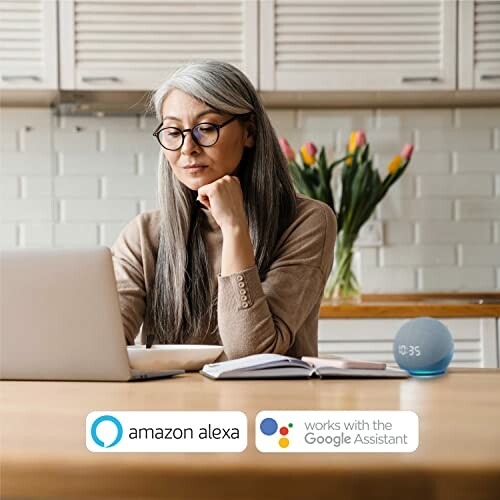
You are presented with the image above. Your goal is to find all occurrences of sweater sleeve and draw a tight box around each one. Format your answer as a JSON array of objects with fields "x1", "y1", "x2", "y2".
[
  {"x1": 216, "y1": 201, "x2": 337, "y2": 360},
  {"x1": 110, "y1": 214, "x2": 156, "y2": 345}
]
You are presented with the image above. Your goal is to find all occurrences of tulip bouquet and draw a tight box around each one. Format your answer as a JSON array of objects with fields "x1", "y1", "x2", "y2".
[{"x1": 280, "y1": 132, "x2": 414, "y2": 302}]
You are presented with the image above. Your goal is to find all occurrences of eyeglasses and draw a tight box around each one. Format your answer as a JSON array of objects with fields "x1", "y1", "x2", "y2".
[{"x1": 153, "y1": 114, "x2": 246, "y2": 151}]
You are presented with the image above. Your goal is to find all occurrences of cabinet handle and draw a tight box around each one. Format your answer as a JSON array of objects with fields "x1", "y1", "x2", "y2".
[
  {"x1": 81, "y1": 76, "x2": 121, "y2": 83},
  {"x1": 1, "y1": 75, "x2": 41, "y2": 82},
  {"x1": 480, "y1": 74, "x2": 500, "y2": 81},
  {"x1": 401, "y1": 76, "x2": 441, "y2": 83}
]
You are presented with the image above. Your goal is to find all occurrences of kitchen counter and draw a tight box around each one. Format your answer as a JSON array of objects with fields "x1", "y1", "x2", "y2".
[{"x1": 320, "y1": 293, "x2": 500, "y2": 318}]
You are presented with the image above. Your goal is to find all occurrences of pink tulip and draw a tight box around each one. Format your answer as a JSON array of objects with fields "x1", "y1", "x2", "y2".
[
  {"x1": 401, "y1": 144, "x2": 414, "y2": 161},
  {"x1": 303, "y1": 141, "x2": 318, "y2": 157},
  {"x1": 279, "y1": 138, "x2": 295, "y2": 161},
  {"x1": 355, "y1": 129, "x2": 366, "y2": 147}
]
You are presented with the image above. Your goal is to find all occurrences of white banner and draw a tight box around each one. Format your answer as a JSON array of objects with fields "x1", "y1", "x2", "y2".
[
  {"x1": 86, "y1": 411, "x2": 247, "y2": 452},
  {"x1": 256, "y1": 411, "x2": 418, "y2": 453}
]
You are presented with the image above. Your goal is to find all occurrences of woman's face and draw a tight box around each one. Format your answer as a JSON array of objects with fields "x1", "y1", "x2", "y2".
[{"x1": 160, "y1": 88, "x2": 254, "y2": 191}]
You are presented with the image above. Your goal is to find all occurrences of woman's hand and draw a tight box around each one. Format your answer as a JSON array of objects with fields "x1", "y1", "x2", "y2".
[
  {"x1": 198, "y1": 175, "x2": 255, "y2": 275},
  {"x1": 197, "y1": 175, "x2": 248, "y2": 233}
]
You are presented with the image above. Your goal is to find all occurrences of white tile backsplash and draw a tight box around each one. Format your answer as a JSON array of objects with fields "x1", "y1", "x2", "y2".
[
  {"x1": 419, "y1": 267, "x2": 496, "y2": 291},
  {"x1": 456, "y1": 199, "x2": 500, "y2": 220},
  {"x1": 416, "y1": 129, "x2": 492, "y2": 152},
  {"x1": 461, "y1": 245, "x2": 500, "y2": 266},
  {"x1": 266, "y1": 110, "x2": 297, "y2": 130},
  {"x1": 494, "y1": 222, "x2": 500, "y2": 244},
  {"x1": 23, "y1": 176, "x2": 53, "y2": 199},
  {"x1": 297, "y1": 109, "x2": 374, "y2": 131},
  {"x1": 378, "y1": 109, "x2": 454, "y2": 129},
  {"x1": 0, "y1": 199, "x2": 54, "y2": 222},
  {"x1": 1, "y1": 106, "x2": 499, "y2": 292},
  {"x1": 361, "y1": 267, "x2": 417, "y2": 292},
  {"x1": 53, "y1": 129, "x2": 99, "y2": 153},
  {"x1": 380, "y1": 245, "x2": 456, "y2": 267},
  {"x1": 378, "y1": 199, "x2": 454, "y2": 220},
  {"x1": 455, "y1": 108, "x2": 500, "y2": 128},
  {"x1": 0, "y1": 130, "x2": 18, "y2": 152},
  {"x1": 54, "y1": 223, "x2": 98, "y2": 247},
  {"x1": 383, "y1": 221, "x2": 414, "y2": 245},
  {"x1": 418, "y1": 174, "x2": 494, "y2": 198},
  {"x1": 59, "y1": 152, "x2": 137, "y2": 175},
  {"x1": 0, "y1": 177, "x2": 19, "y2": 199},
  {"x1": 61, "y1": 199, "x2": 137, "y2": 222},
  {"x1": 54, "y1": 176, "x2": 100, "y2": 198},
  {"x1": 416, "y1": 221, "x2": 492, "y2": 244},
  {"x1": 455, "y1": 152, "x2": 500, "y2": 173},
  {"x1": 0, "y1": 224, "x2": 17, "y2": 248},
  {"x1": 0, "y1": 152, "x2": 54, "y2": 175},
  {"x1": 103, "y1": 175, "x2": 156, "y2": 199},
  {"x1": 22, "y1": 223, "x2": 54, "y2": 247}
]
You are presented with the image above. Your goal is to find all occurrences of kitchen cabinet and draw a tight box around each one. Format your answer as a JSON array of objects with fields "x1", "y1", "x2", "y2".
[
  {"x1": 259, "y1": 0, "x2": 457, "y2": 91},
  {"x1": 2, "y1": 0, "x2": 498, "y2": 95},
  {"x1": 0, "y1": 0, "x2": 58, "y2": 90},
  {"x1": 459, "y1": 0, "x2": 500, "y2": 89},
  {"x1": 58, "y1": 0, "x2": 258, "y2": 91},
  {"x1": 318, "y1": 317, "x2": 499, "y2": 368}
]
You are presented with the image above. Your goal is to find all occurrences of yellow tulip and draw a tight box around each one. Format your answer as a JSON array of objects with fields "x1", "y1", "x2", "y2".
[
  {"x1": 387, "y1": 155, "x2": 402, "y2": 175},
  {"x1": 346, "y1": 131, "x2": 357, "y2": 165},
  {"x1": 300, "y1": 144, "x2": 316, "y2": 166},
  {"x1": 348, "y1": 131, "x2": 357, "y2": 153}
]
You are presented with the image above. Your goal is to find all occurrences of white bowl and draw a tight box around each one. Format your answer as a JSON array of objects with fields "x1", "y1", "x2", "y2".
[{"x1": 127, "y1": 344, "x2": 224, "y2": 372}]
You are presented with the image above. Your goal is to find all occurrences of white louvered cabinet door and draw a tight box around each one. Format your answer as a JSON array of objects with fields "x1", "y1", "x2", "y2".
[
  {"x1": 260, "y1": 0, "x2": 457, "y2": 91},
  {"x1": 459, "y1": 0, "x2": 500, "y2": 89},
  {"x1": 59, "y1": 0, "x2": 258, "y2": 91},
  {"x1": 0, "y1": 0, "x2": 58, "y2": 89}
]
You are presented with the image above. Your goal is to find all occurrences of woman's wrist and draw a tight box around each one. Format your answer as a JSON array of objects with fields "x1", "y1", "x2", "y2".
[
  {"x1": 218, "y1": 211, "x2": 248, "y2": 235},
  {"x1": 220, "y1": 221, "x2": 248, "y2": 238},
  {"x1": 220, "y1": 221, "x2": 256, "y2": 276}
]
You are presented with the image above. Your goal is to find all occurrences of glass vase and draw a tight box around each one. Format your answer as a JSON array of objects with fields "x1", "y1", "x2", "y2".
[{"x1": 323, "y1": 231, "x2": 362, "y2": 304}]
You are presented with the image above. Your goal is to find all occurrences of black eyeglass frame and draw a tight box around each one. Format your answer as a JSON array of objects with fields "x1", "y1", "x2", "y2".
[{"x1": 153, "y1": 113, "x2": 249, "y2": 151}]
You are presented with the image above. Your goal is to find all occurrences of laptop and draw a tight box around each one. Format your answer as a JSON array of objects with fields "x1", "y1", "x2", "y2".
[{"x1": 0, "y1": 247, "x2": 184, "y2": 382}]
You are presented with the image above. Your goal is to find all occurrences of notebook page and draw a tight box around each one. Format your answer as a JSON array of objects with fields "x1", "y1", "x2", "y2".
[{"x1": 202, "y1": 353, "x2": 310, "y2": 376}]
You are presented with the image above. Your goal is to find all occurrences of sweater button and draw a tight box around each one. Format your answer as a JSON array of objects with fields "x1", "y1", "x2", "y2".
[
  {"x1": 236, "y1": 275, "x2": 243, "y2": 281},
  {"x1": 242, "y1": 302, "x2": 249, "y2": 308},
  {"x1": 238, "y1": 282, "x2": 245, "y2": 288},
  {"x1": 241, "y1": 295, "x2": 248, "y2": 302}
]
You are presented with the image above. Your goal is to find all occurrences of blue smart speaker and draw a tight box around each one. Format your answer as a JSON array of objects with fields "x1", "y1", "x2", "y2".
[{"x1": 393, "y1": 317, "x2": 454, "y2": 376}]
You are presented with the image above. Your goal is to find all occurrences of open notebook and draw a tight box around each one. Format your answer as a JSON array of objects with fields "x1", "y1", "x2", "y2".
[{"x1": 200, "y1": 354, "x2": 410, "y2": 380}]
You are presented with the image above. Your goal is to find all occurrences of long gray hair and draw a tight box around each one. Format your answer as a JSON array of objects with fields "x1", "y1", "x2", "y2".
[{"x1": 145, "y1": 60, "x2": 297, "y2": 344}]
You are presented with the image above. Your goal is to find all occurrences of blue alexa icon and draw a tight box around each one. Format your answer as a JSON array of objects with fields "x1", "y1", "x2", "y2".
[{"x1": 91, "y1": 415, "x2": 123, "y2": 448}]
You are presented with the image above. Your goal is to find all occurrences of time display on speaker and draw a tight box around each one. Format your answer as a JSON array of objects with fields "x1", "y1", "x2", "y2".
[
  {"x1": 398, "y1": 345, "x2": 421, "y2": 357},
  {"x1": 394, "y1": 317, "x2": 454, "y2": 376}
]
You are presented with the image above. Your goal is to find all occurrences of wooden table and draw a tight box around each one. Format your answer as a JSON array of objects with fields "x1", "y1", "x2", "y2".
[{"x1": 1, "y1": 370, "x2": 500, "y2": 500}]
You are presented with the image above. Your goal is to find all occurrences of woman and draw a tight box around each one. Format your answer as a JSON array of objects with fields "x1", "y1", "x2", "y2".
[{"x1": 111, "y1": 60, "x2": 337, "y2": 360}]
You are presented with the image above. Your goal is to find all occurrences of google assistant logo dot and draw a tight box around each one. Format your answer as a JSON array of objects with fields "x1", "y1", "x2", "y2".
[{"x1": 260, "y1": 418, "x2": 293, "y2": 448}]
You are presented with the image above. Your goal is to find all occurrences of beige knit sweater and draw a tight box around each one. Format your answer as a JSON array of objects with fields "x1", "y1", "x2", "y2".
[{"x1": 111, "y1": 193, "x2": 336, "y2": 360}]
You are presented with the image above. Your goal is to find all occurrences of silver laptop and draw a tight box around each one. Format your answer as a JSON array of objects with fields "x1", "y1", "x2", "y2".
[{"x1": 0, "y1": 247, "x2": 183, "y2": 382}]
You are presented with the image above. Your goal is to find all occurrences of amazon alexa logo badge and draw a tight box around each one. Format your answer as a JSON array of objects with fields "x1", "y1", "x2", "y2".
[{"x1": 90, "y1": 415, "x2": 123, "y2": 448}]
